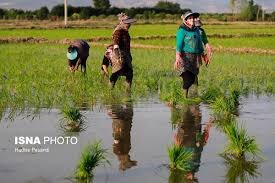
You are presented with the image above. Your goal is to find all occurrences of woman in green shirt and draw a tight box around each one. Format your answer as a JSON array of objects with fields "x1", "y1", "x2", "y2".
[{"x1": 174, "y1": 11, "x2": 204, "y2": 98}]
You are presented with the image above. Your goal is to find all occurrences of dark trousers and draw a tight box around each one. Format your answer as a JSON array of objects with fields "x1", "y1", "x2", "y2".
[
  {"x1": 110, "y1": 66, "x2": 133, "y2": 86},
  {"x1": 181, "y1": 70, "x2": 195, "y2": 90}
]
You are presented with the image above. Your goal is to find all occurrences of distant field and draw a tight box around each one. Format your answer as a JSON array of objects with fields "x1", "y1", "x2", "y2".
[
  {"x1": 1, "y1": 23, "x2": 275, "y2": 51},
  {"x1": 131, "y1": 36, "x2": 275, "y2": 50},
  {"x1": 0, "y1": 23, "x2": 275, "y2": 39}
]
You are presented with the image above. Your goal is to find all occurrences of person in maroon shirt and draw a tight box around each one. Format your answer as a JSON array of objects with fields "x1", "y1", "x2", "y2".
[{"x1": 102, "y1": 13, "x2": 136, "y2": 89}]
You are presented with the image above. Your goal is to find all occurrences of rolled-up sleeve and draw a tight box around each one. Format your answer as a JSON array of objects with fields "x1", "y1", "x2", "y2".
[{"x1": 176, "y1": 29, "x2": 184, "y2": 52}]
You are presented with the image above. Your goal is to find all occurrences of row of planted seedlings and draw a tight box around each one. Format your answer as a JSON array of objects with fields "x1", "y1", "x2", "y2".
[
  {"x1": 37, "y1": 54, "x2": 272, "y2": 182},
  {"x1": 0, "y1": 43, "x2": 274, "y2": 120},
  {"x1": 164, "y1": 81, "x2": 264, "y2": 182},
  {"x1": 57, "y1": 104, "x2": 108, "y2": 182},
  {"x1": 158, "y1": 52, "x2": 272, "y2": 181},
  {"x1": 61, "y1": 103, "x2": 262, "y2": 183},
  {"x1": 58, "y1": 84, "x2": 262, "y2": 183},
  {"x1": 0, "y1": 44, "x2": 273, "y2": 181}
]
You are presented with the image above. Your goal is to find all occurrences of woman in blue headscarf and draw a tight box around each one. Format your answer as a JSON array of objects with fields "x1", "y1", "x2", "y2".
[{"x1": 174, "y1": 11, "x2": 204, "y2": 98}]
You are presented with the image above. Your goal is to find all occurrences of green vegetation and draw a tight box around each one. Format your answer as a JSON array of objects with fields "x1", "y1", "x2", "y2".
[
  {"x1": 0, "y1": 23, "x2": 274, "y2": 122},
  {"x1": 59, "y1": 106, "x2": 87, "y2": 132},
  {"x1": 222, "y1": 120, "x2": 261, "y2": 159},
  {"x1": 75, "y1": 141, "x2": 110, "y2": 182},
  {"x1": 0, "y1": 42, "x2": 274, "y2": 119},
  {"x1": 1, "y1": 23, "x2": 275, "y2": 39},
  {"x1": 167, "y1": 144, "x2": 193, "y2": 171},
  {"x1": 222, "y1": 154, "x2": 261, "y2": 183},
  {"x1": 132, "y1": 36, "x2": 275, "y2": 50},
  {"x1": 210, "y1": 89, "x2": 240, "y2": 117},
  {"x1": 92, "y1": 0, "x2": 111, "y2": 9},
  {"x1": 0, "y1": 19, "x2": 272, "y2": 182},
  {"x1": 154, "y1": 1, "x2": 181, "y2": 11}
]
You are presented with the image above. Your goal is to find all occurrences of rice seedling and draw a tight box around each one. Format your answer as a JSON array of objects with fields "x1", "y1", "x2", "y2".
[
  {"x1": 167, "y1": 144, "x2": 193, "y2": 171},
  {"x1": 221, "y1": 154, "x2": 261, "y2": 183},
  {"x1": 222, "y1": 120, "x2": 261, "y2": 159},
  {"x1": 210, "y1": 89, "x2": 240, "y2": 117},
  {"x1": 200, "y1": 85, "x2": 223, "y2": 103},
  {"x1": 75, "y1": 141, "x2": 110, "y2": 182},
  {"x1": 59, "y1": 106, "x2": 87, "y2": 133},
  {"x1": 0, "y1": 39, "x2": 274, "y2": 116},
  {"x1": 159, "y1": 80, "x2": 201, "y2": 106}
]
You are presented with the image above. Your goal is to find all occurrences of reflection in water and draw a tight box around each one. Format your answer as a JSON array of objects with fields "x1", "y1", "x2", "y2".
[
  {"x1": 107, "y1": 102, "x2": 137, "y2": 171},
  {"x1": 168, "y1": 169, "x2": 191, "y2": 183},
  {"x1": 222, "y1": 155, "x2": 261, "y2": 183},
  {"x1": 170, "y1": 104, "x2": 212, "y2": 182},
  {"x1": 0, "y1": 107, "x2": 41, "y2": 124}
]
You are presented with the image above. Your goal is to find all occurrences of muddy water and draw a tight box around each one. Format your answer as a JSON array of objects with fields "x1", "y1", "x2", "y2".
[{"x1": 0, "y1": 96, "x2": 274, "y2": 183}]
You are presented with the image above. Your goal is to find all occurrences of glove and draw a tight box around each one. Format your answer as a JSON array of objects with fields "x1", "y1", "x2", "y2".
[
  {"x1": 205, "y1": 43, "x2": 213, "y2": 58},
  {"x1": 202, "y1": 54, "x2": 210, "y2": 66},
  {"x1": 174, "y1": 52, "x2": 183, "y2": 70}
]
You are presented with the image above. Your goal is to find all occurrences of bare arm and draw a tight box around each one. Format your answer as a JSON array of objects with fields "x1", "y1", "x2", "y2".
[{"x1": 102, "y1": 65, "x2": 109, "y2": 76}]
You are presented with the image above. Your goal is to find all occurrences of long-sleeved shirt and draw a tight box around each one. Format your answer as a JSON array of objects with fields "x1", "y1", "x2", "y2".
[
  {"x1": 176, "y1": 25, "x2": 204, "y2": 54},
  {"x1": 113, "y1": 29, "x2": 131, "y2": 55}
]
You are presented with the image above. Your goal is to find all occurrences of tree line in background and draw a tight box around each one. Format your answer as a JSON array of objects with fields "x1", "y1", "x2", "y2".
[{"x1": 0, "y1": 0, "x2": 274, "y2": 21}]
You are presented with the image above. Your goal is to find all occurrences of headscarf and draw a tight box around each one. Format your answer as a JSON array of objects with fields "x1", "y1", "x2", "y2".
[
  {"x1": 180, "y1": 11, "x2": 200, "y2": 29},
  {"x1": 113, "y1": 13, "x2": 136, "y2": 34}
]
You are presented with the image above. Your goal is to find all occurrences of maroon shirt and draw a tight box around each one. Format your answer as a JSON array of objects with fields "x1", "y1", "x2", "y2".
[{"x1": 113, "y1": 29, "x2": 131, "y2": 55}]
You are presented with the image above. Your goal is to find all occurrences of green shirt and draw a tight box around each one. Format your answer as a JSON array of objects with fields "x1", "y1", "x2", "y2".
[{"x1": 176, "y1": 26, "x2": 204, "y2": 54}]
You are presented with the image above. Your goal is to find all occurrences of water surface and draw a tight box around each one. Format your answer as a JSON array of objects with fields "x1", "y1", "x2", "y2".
[{"x1": 0, "y1": 96, "x2": 274, "y2": 183}]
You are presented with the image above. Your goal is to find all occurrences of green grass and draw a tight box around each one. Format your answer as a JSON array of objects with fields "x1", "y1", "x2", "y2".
[
  {"x1": 1, "y1": 23, "x2": 275, "y2": 40},
  {"x1": 131, "y1": 36, "x2": 275, "y2": 50},
  {"x1": 167, "y1": 144, "x2": 193, "y2": 171},
  {"x1": 75, "y1": 141, "x2": 110, "y2": 182},
  {"x1": 210, "y1": 37, "x2": 275, "y2": 49}
]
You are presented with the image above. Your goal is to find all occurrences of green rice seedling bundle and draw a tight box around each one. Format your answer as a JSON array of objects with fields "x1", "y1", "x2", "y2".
[
  {"x1": 167, "y1": 144, "x2": 193, "y2": 171},
  {"x1": 59, "y1": 106, "x2": 87, "y2": 132},
  {"x1": 222, "y1": 120, "x2": 261, "y2": 159},
  {"x1": 75, "y1": 141, "x2": 110, "y2": 182}
]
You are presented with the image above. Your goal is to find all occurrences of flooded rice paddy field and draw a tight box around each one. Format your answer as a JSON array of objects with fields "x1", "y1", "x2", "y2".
[
  {"x1": 0, "y1": 95, "x2": 274, "y2": 183},
  {"x1": 0, "y1": 22, "x2": 275, "y2": 183}
]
